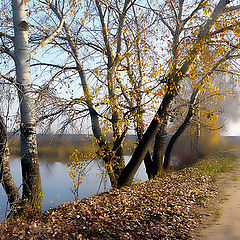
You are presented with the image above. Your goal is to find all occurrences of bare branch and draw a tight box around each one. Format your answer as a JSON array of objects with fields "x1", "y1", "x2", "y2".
[
  {"x1": 182, "y1": 0, "x2": 207, "y2": 26},
  {"x1": 0, "y1": 46, "x2": 15, "y2": 60},
  {"x1": 225, "y1": 4, "x2": 240, "y2": 11},
  {"x1": 0, "y1": 32, "x2": 14, "y2": 41},
  {"x1": 77, "y1": 39, "x2": 104, "y2": 53},
  {"x1": 30, "y1": 1, "x2": 81, "y2": 58},
  {"x1": 147, "y1": 1, "x2": 174, "y2": 36},
  {"x1": 0, "y1": 72, "x2": 16, "y2": 84},
  {"x1": 30, "y1": 62, "x2": 77, "y2": 70}
]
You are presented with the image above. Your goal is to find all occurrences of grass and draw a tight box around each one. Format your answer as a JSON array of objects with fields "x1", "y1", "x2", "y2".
[
  {"x1": 189, "y1": 153, "x2": 236, "y2": 179},
  {"x1": 185, "y1": 151, "x2": 238, "y2": 232}
]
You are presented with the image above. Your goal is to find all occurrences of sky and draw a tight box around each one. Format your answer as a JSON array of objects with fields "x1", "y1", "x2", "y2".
[
  {"x1": 1, "y1": 0, "x2": 240, "y2": 137},
  {"x1": 225, "y1": 120, "x2": 240, "y2": 136}
]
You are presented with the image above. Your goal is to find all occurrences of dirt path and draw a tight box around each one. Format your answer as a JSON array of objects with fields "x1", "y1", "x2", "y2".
[{"x1": 195, "y1": 152, "x2": 240, "y2": 240}]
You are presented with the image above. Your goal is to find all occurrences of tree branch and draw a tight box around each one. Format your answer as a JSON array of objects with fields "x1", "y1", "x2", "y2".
[
  {"x1": 210, "y1": 21, "x2": 240, "y2": 36},
  {"x1": 113, "y1": 0, "x2": 132, "y2": 68},
  {"x1": 0, "y1": 46, "x2": 15, "y2": 61},
  {"x1": 95, "y1": 0, "x2": 113, "y2": 63},
  {"x1": 182, "y1": 0, "x2": 207, "y2": 26},
  {"x1": 30, "y1": 62, "x2": 77, "y2": 70},
  {"x1": 225, "y1": 4, "x2": 240, "y2": 11},
  {"x1": 30, "y1": 1, "x2": 81, "y2": 58},
  {"x1": 0, "y1": 71, "x2": 16, "y2": 84},
  {"x1": 0, "y1": 32, "x2": 14, "y2": 41},
  {"x1": 179, "y1": 0, "x2": 230, "y2": 77},
  {"x1": 147, "y1": 1, "x2": 174, "y2": 36}
]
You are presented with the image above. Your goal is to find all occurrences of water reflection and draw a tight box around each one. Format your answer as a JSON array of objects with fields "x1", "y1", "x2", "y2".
[{"x1": 0, "y1": 157, "x2": 148, "y2": 220}]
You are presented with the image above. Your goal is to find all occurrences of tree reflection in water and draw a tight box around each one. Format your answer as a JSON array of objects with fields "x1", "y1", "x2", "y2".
[{"x1": 0, "y1": 157, "x2": 148, "y2": 220}]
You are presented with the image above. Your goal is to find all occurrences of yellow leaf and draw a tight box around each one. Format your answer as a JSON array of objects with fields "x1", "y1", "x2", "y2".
[{"x1": 94, "y1": 69, "x2": 99, "y2": 75}]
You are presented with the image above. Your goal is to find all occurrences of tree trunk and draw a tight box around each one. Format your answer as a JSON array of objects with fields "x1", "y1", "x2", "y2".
[
  {"x1": 48, "y1": 3, "x2": 124, "y2": 187},
  {"x1": 117, "y1": 92, "x2": 174, "y2": 187},
  {"x1": 135, "y1": 118, "x2": 154, "y2": 180},
  {"x1": 164, "y1": 90, "x2": 199, "y2": 169},
  {"x1": 134, "y1": 109, "x2": 168, "y2": 180},
  {"x1": 151, "y1": 116, "x2": 168, "y2": 177},
  {"x1": 12, "y1": 0, "x2": 42, "y2": 213},
  {"x1": 0, "y1": 114, "x2": 20, "y2": 212},
  {"x1": 116, "y1": 0, "x2": 226, "y2": 186},
  {"x1": 96, "y1": 0, "x2": 132, "y2": 181}
]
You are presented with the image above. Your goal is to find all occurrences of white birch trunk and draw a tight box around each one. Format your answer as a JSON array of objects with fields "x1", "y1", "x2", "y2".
[{"x1": 12, "y1": 0, "x2": 42, "y2": 213}]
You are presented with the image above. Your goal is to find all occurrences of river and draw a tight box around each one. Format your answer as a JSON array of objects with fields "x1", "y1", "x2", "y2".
[{"x1": 0, "y1": 157, "x2": 148, "y2": 220}]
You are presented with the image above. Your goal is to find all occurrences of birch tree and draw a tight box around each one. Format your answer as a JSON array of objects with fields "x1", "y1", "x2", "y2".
[
  {"x1": 0, "y1": 0, "x2": 77, "y2": 215},
  {"x1": 11, "y1": 0, "x2": 43, "y2": 213}
]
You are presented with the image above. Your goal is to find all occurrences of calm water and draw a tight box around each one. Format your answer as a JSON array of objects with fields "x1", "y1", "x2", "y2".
[{"x1": 0, "y1": 157, "x2": 148, "y2": 220}]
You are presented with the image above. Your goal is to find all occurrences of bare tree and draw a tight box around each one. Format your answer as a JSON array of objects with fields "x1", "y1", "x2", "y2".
[
  {"x1": 0, "y1": 0, "x2": 77, "y2": 215},
  {"x1": 117, "y1": 0, "x2": 240, "y2": 187}
]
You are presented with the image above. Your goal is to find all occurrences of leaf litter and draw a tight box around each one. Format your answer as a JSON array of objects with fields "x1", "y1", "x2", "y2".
[{"x1": 0, "y1": 169, "x2": 218, "y2": 240}]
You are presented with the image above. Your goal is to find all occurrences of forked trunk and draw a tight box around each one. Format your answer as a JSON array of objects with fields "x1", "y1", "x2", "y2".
[
  {"x1": 117, "y1": 92, "x2": 174, "y2": 187},
  {"x1": 164, "y1": 90, "x2": 199, "y2": 169}
]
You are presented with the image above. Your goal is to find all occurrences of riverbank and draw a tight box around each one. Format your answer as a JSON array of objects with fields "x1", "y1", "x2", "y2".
[
  {"x1": 0, "y1": 152, "x2": 237, "y2": 239},
  {"x1": 9, "y1": 135, "x2": 136, "y2": 161}
]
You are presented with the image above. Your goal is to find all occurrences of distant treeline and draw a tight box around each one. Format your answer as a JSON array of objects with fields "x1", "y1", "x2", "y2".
[
  {"x1": 9, "y1": 134, "x2": 240, "y2": 161},
  {"x1": 9, "y1": 134, "x2": 138, "y2": 160}
]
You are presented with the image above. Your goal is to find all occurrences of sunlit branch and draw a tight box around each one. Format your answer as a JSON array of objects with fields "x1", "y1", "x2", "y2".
[
  {"x1": 179, "y1": 0, "x2": 231, "y2": 78},
  {"x1": 0, "y1": 71, "x2": 16, "y2": 84},
  {"x1": 113, "y1": 0, "x2": 133, "y2": 68},
  {"x1": 0, "y1": 32, "x2": 14, "y2": 41},
  {"x1": 210, "y1": 22, "x2": 240, "y2": 36},
  {"x1": 30, "y1": 1, "x2": 81, "y2": 58},
  {"x1": 225, "y1": 4, "x2": 240, "y2": 11},
  {"x1": 95, "y1": 0, "x2": 113, "y2": 63},
  {"x1": 229, "y1": 54, "x2": 240, "y2": 59}
]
